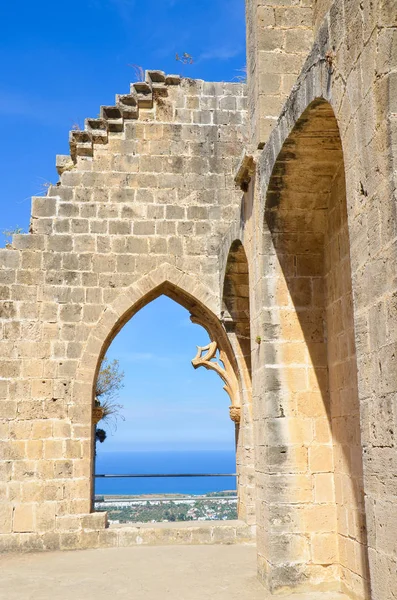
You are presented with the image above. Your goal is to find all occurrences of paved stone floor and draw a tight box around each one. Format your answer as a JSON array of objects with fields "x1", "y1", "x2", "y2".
[{"x1": 0, "y1": 544, "x2": 349, "y2": 600}]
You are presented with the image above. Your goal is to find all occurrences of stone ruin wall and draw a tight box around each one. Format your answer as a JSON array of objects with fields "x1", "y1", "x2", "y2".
[
  {"x1": 226, "y1": 0, "x2": 397, "y2": 598},
  {"x1": 2, "y1": 1, "x2": 397, "y2": 599},
  {"x1": 245, "y1": 0, "x2": 315, "y2": 149},
  {"x1": 0, "y1": 74, "x2": 257, "y2": 551}
]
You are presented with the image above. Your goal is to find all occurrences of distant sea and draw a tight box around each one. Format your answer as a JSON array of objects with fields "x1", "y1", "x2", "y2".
[{"x1": 94, "y1": 450, "x2": 236, "y2": 496}]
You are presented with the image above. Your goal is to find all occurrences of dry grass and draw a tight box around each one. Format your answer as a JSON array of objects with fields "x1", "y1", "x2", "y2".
[{"x1": 128, "y1": 63, "x2": 145, "y2": 82}]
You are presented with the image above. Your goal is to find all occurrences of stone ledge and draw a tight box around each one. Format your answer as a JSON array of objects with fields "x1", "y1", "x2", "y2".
[
  {"x1": 0, "y1": 521, "x2": 255, "y2": 554},
  {"x1": 234, "y1": 152, "x2": 256, "y2": 191},
  {"x1": 107, "y1": 519, "x2": 256, "y2": 546}
]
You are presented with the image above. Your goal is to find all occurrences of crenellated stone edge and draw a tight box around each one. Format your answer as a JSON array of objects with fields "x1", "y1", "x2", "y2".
[{"x1": 56, "y1": 70, "x2": 182, "y2": 174}]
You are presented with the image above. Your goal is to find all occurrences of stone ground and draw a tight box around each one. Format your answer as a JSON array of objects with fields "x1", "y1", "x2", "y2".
[{"x1": 0, "y1": 544, "x2": 349, "y2": 600}]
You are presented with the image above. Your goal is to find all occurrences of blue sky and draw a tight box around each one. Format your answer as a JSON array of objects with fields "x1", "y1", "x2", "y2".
[
  {"x1": 0, "y1": 0, "x2": 246, "y2": 242},
  {"x1": 0, "y1": 1, "x2": 245, "y2": 452},
  {"x1": 98, "y1": 296, "x2": 235, "y2": 453}
]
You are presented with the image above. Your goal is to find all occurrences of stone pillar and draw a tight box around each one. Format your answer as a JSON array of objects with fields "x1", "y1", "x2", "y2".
[{"x1": 245, "y1": 0, "x2": 314, "y2": 148}]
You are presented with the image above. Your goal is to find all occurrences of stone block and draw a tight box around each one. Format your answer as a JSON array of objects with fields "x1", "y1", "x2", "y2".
[
  {"x1": 56, "y1": 515, "x2": 82, "y2": 532},
  {"x1": 60, "y1": 532, "x2": 81, "y2": 550},
  {"x1": 31, "y1": 421, "x2": 52, "y2": 440},
  {"x1": 80, "y1": 530, "x2": 100, "y2": 549},
  {"x1": 98, "y1": 528, "x2": 119, "y2": 548},
  {"x1": 149, "y1": 238, "x2": 167, "y2": 254},
  {"x1": 44, "y1": 440, "x2": 64, "y2": 459},
  {"x1": 81, "y1": 512, "x2": 108, "y2": 530},
  {"x1": 0, "y1": 533, "x2": 20, "y2": 552},
  {"x1": 0, "y1": 504, "x2": 13, "y2": 533},
  {"x1": 118, "y1": 528, "x2": 140, "y2": 547},
  {"x1": 46, "y1": 235, "x2": 73, "y2": 252},
  {"x1": 208, "y1": 525, "x2": 235, "y2": 544},
  {"x1": 314, "y1": 473, "x2": 335, "y2": 504},
  {"x1": 21, "y1": 482, "x2": 44, "y2": 503},
  {"x1": 53, "y1": 460, "x2": 73, "y2": 478},
  {"x1": 31, "y1": 379, "x2": 53, "y2": 398},
  {"x1": 109, "y1": 221, "x2": 131, "y2": 235},
  {"x1": 264, "y1": 474, "x2": 313, "y2": 504},
  {"x1": 12, "y1": 234, "x2": 45, "y2": 250},
  {"x1": 309, "y1": 445, "x2": 334, "y2": 473},
  {"x1": 311, "y1": 532, "x2": 338, "y2": 564},
  {"x1": 0, "y1": 249, "x2": 20, "y2": 269},
  {"x1": 31, "y1": 197, "x2": 57, "y2": 218},
  {"x1": 270, "y1": 533, "x2": 311, "y2": 564},
  {"x1": 153, "y1": 526, "x2": 193, "y2": 545},
  {"x1": 13, "y1": 504, "x2": 34, "y2": 533},
  {"x1": 133, "y1": 221, "x2": 155, "y2": 235},
  {"x1": 266, "y1": 445, "x2": 308, "y2": 474},
  {"x1": 36, "y1": 503, "x2": 56, "y2": 532},
  {"x1": 19, "y1": 533, "x2": 44, "y2": 552},
  {"x1": 43, "y1": 532, "x2": 60, "y2": 551},
  {"x1": 166, "y1": 205, "x2": 185, "y2": 220}
]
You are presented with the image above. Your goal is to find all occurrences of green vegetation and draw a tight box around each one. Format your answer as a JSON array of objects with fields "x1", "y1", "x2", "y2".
[
  {"x1": 95, "y1": 494, "x2": 238, "y2": 523},
  {"x1": 94, "y1": 357, "x2": 125, "y2": 465},
  {"x1": 175, "y1": 52, "x2": 194, "y2": 65},
  {"x1": 2, "y1": 226, "x2": 24, "y2": 242},
  {"x1": 95, "y1": 357, "x2": 125, "y2": 432}
]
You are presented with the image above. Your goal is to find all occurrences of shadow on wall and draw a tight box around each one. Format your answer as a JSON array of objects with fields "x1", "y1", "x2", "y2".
[
  {"x1": 263, "y1": 100, "x2": 370, "y2": 599},
  {"x1": 222, "y1": 240, "x2": 255, "y2": 525},
  {"x1": 222, "y1": 240, "x2": 252, "y2": 378}
]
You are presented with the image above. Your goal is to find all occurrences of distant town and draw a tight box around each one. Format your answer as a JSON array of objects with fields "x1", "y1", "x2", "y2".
[{"x1": 95, "y1": 491, "x2": 238, "y2": 523}]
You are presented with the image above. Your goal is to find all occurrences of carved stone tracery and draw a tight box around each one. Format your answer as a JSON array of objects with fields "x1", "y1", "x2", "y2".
[
  {"x1": 228, "y1": 405, "x2": 241, "y2": 424},
  {"x1": 191, "y1": 337, "x2": 241, "y2": 424}
]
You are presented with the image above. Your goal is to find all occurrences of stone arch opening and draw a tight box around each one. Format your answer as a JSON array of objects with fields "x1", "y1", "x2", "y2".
[
  {"x1": 93, "y1": 294, "x2": 239, "y2": 521},
  {"x1": 260, "y1": 99, "x2": 370, "y2": 598},
  {"x1": 92, "y1": 280, "x2": 238, "y2": 394},
  {"x1": 88, "y1": 279, "x2": 252, "y2": 523},
  {"x1": 222, "y1": 240, "x2": 252, "y2": 380},
  {"x1": 221, "y1": 241, "x2": 256, "y2": 526}
]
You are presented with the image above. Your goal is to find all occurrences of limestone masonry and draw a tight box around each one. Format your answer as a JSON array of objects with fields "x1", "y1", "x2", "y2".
[{"x1": 1, "y1": 1, "x2": 397, "y2": 599}]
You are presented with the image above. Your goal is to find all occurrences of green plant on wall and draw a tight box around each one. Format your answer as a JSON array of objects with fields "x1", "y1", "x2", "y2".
[
  {"x1": 95, "y1": 357, "x2": 125, "y2": 438},
  {"x1": 93, "y1": 358, "x2": 125, "y2": 504},
  {"x1": 2, "y1": 226, "x2": 24, "y2": 243},
  {"x1": 175, "y1": 52, "x2": 194, "y2": 77}
]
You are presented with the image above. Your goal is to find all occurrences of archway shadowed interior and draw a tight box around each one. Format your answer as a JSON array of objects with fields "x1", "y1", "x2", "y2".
[
  {"x1": 260, "y1": 99, "x2": 370, "y2": 598},
  {"x1": 221, "y1": 241, "x2": 255, "y2": 526},
  {"x1": 222, "y1": 240, "x2": 252, "y2": 379}
]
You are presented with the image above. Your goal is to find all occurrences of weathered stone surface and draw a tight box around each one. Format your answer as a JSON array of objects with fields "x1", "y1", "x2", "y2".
[
  {"x1": 13, "y1": 505, "x2": 34, "y2": 533},
  {"x1": 1, "y1": 4, "x2": 397, "y2": 600}
]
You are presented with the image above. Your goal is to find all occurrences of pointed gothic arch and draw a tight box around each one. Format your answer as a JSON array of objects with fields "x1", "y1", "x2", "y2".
[
  {"x1": 70, "y1": 264, "x2": 254, "y2": 520},
  {"x1": 220, "y1": 240, "x2": 255, "y2": 526},
  {"x1": 256, "y1": 99, "x2": 370, "y2": 598},
  {"x1": 222, "y1": 240, "x2": 252, "y2": 382}
]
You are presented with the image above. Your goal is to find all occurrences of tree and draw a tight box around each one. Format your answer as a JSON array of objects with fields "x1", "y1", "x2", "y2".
[
  {"x1": 95, "y1": 357, "x2": 125, "y2": 429},
  {"x1": 92, "y1": 356, "x2": 124, "y2": 506},
  {"x1": 93, "y1": 358, "x2": 125, "y2": 504},
  {"x1": 94, "y1": 356, "x2": 125, "y2": 463}
]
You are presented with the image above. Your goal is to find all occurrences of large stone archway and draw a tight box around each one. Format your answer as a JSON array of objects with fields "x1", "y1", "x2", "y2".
[
  {"x1": 222, "y1": 240, "x2": 252, "y2": 379},
  {"x1": 77, "y1": 265, "x2": 252, "y2": 521},
  {"x1": 254, "y1": 98, "x2": 369, "y2": 598},
  {"x1": 220, "y1": 240, "x2": 255, "y2": 526},
  {"x1": 237, "y1": 5, "x2": 397, "y2": 594}
]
